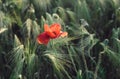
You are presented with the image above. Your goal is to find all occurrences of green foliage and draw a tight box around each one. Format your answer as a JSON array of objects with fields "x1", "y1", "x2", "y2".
[
  {"x1": 105, "y1": 28, "x2": 120, "y2": 66},
  {"x1": 76, "y1": 70, "x2": 82, "y2": 79},
  {"x1": 0, "y1": 0, "x2": 120, "y2": 79}
]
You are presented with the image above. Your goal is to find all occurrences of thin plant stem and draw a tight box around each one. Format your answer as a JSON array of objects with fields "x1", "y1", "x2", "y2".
[
  {"x1": 81, "y1": 34, "x2": 88, "y2": 72},
  {"x1": 81, "y1": 48, "x2": 88, "y2": 72},
  {"x1": 93, "y1": 51, "x2": 104, "y2": 79}
]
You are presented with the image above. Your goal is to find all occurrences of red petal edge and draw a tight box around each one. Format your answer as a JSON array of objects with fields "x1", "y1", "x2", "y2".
[
  {"x1": 60, "y1": 32, "x2": 68, "y2": 37},
  {"x1": 37, "y1": 32, "x2": 50, "y2": 45}
]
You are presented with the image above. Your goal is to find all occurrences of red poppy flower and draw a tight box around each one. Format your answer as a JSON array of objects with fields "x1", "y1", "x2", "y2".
[{"x1": 37, "y1": 23, "x2": 68, "y2": 45}]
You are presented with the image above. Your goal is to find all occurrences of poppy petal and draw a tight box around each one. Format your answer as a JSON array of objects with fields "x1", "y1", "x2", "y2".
[
  {"x1": 46, "y1": 31, "x2": 56, "y2": 38},
  {"x1": 37, "y1": 32, "x2": 50, "y2": 45},
  {"x1": 44, "y1": 24, "x2": 56, "y2": 38},
  {"x1": 44, "y1": 24, "x2": 51, "y2": 32},
  {"x1": 60, "y1": 32, "x2": 68, "y2": 37},
  {"x1": 50, "y1": 23, "x2": 61, "y2": 36}
]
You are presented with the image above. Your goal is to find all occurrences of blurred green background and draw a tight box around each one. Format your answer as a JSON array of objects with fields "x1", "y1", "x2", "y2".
[{"x1": 0, "y1": 0, "x2": 120, "y2": 79}]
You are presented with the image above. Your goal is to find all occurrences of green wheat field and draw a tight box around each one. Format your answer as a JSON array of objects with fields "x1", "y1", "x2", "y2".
[{"x1": 0, "y1": 0, "x2": 120, "y2": 79}]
